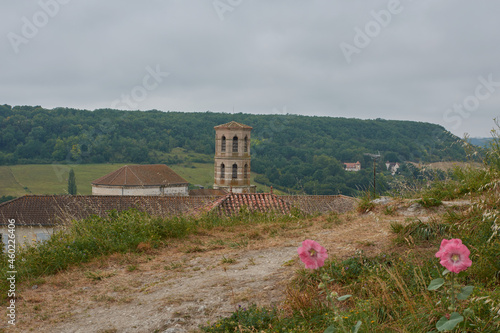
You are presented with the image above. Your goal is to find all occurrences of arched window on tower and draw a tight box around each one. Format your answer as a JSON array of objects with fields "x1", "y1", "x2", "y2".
[
  {"x1": 221, "y1": 136, "x2": 226, "y2": 152},
  {"x1": 244, "y1": 136, "x2": 248, "y2": 153},
  {"x1": 220, "y1": 163, "x2": 225, "y2": 179},
  {"x1": 233, "y1": 136, "x2": 238, "y2": 152},
  {"x1": 244, "y1": 164, "x2": 248, "y2": 179},
  {"x1": 232, "y1": 164, "x2": 238, "y2": 179}
]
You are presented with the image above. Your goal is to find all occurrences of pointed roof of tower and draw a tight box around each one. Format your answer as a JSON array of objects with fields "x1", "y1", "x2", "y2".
[{"x1": 214, "y1": 121, "x2": 252, "y2": 130}]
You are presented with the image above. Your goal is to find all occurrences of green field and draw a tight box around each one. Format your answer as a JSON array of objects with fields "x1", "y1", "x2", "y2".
[{"x1": 0, "y1": 163, "x2": 271, "y2": 197}]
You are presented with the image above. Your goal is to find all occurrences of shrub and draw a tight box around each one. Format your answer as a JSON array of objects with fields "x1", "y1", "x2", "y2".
[
  {"x1": 417, "y1": 197, "x2": 442, "y2": 208},
  {"x1": 393, "y1": 219, "x2": 449, "y2": 245}
]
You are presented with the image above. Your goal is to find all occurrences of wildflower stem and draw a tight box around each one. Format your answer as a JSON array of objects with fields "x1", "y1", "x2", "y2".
[{"x1": 450, "y1": 273, "x2": 456, "y2": 311}]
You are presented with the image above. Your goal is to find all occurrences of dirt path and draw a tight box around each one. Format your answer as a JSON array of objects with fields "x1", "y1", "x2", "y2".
[{"x1": 7, "y1": 205, "x2": 439, "y2": 333}]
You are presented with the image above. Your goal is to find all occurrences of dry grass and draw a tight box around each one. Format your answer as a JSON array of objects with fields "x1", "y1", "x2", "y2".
[{"x1": 6, "y1": 200, "x2": 449, "y2": 333}]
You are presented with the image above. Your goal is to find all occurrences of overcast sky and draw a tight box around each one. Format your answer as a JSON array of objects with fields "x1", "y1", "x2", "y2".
[{"x1": 1, "y1": 1, "x2": 499, "y2": 137}]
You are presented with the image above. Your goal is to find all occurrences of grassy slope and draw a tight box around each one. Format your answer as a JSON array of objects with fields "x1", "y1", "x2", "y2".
[
  {"x1": 0, "y1": 163, "x2": 272, "y2": 196},
  {"x1": 0, "y1": 166, "x2": 24, "y2": 196}
]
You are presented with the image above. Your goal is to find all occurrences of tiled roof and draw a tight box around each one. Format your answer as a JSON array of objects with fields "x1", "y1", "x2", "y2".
[
  {"x1": 281, "y1": 195, "x2": 358, "y2": 214},
  {"x1": 214, "y1": 121, "x2": 253, "y2": 130},
  {"x1": 0, "y1": 194, "x2": 359, "y2": 226},
  {"x1": 188, "y1": 188, "x2": 227, "y2": 196},
  {"x1": 0, "y1": 195, "x2": 216, "y2": 226},
  {"x1": 196, "y1": 192, "x2": 291, "y2": 216},
  {"x1": 92, "y1": 164, "x2": 188, "y2": 186}
]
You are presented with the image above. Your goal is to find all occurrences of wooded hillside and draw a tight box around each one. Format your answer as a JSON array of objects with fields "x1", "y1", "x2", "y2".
[{"x1": 0, "y1": 105, "x2": 467, "y2": 195}]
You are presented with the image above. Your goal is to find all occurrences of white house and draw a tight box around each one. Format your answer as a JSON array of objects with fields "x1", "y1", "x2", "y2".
[
  {"x1": 344, "y1": 161, "x2": 361, "y2": 172},
  {"x1": 91, "y1": 164, "x2": 189, "y2": 196},
  {"x1": 385, "y1": 161, "x2": 400, "y2": 175}
]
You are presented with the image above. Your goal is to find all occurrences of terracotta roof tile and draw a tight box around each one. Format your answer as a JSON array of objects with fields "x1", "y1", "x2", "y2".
[
  {"x1": 195, "y1": 192, "x2": 292, "y2": 216},
  {"x1": 0, "y1": 195, "x2": 216, "y2": 226},
  {"x1": 92, "y1": 164, "x2": 188, "y2": 186},
  {"x1": 0, "y1": 194, "x2": 359, "y2": 226},
  {"x1": 188, "y1": 189, "x2": 227, "y2": 196}
]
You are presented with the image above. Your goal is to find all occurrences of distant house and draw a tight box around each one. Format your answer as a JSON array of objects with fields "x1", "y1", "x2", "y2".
[
  {"x1": 344, "y1": 161, "x2": 361, "y2": 172},
  {"x1": 385, "y1": 161, "x2": 400, "y2": 175},
  {"x1": 92, "y1": 164, "x2": 189, "y2": 196}
]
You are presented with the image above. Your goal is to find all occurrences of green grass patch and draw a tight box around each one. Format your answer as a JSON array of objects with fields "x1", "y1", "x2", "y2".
[
  {"x1": 0, "y1": 166, "x2": 26, "y2": 196},
  {"x1": 0, "y1": 162, "x2": 273, "y2": 196}
]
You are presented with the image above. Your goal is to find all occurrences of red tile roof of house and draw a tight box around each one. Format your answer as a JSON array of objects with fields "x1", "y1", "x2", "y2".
[
  {"x1": 92, "y1": 164, "x2": 188, "y2": 186},
  {"x1": 0, "y1": 194, "x2": 359, "y2": 226},
  {"x1": 343, "y1": 161, "x2": 361, "y2": 168},
  {"x1": 195, "y1": 192, "x2": 291, "y2": 216},
  {"x1": 0, "y1": 195, "x2": 216, "y2": 226},
  {"x1": 214, "y1": 121, "x2": 253, "y2": 130},
  {"x1": 188, "y1": 188, "x2": 227, "y2": 196}
]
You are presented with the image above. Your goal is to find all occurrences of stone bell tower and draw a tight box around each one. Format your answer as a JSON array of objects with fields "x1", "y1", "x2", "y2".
[{"x1": 213, "y1": 121, "x2": 256, "y2": 193}]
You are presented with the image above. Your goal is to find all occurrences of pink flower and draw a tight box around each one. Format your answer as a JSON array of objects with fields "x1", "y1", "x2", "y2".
[
  {"x1": 435, "y1": 238, "x2": 472, "y2": 273},
  {"x1": 297, "y1": 240, "x2": 328, "y2": 269}
]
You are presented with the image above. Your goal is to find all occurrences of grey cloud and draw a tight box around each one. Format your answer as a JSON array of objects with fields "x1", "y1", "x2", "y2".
[{"x1": 1, "y1": 0, "x2": 499, "y2": 137}]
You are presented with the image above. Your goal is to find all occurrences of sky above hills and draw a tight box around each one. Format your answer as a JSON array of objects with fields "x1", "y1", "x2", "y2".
[{"x1": 1, "y1": 1, "x2": 499, "y2": 137}]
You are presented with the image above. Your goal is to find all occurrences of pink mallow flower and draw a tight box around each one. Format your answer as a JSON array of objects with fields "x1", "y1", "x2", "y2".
[
  {"x1": 435, "y1": 238, "x2": 472, "y2": 273},
  {"x1": 297, "y1": 240, "x2": 328, "y2": 269}
]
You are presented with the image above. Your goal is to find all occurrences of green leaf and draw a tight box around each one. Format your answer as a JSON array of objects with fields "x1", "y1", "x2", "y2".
[
  {"x1": 436, "y1": 312, "x2": 464, "y2": 331},
  {"x1": 337, "y1": 294, "x2": 352, "y2": 301},
  {"x1": 428, "y1": 278, "x2": 445, "y2": 291},
  {"x1": 352, "y1": 321, "x2": 362, "y2": 333},
  {"x1": 442, "y1": 269, "x2": 451, "y2": 276},
  {"x1": 457, "y1": 286, "x2": 474, "y2": 300},
  {"x1": 324, "y1": 325, "x2": 335, "y2": 333}
]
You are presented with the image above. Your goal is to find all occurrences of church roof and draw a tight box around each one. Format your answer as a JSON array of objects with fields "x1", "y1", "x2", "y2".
[
  {"x1": 214, "y1": 121, "x2": 252, "y2": 130},
  {"x1": 91, "y1": 164, "x2": 188, "y2": 186}
]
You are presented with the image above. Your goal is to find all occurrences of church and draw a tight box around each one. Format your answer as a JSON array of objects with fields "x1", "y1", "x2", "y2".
[
  {"x1": 212, "y1": 121, "x2": 256, "y2": 193},
  {"x1": 91, "y1": 121, "x2": 257, "y2": 196}
]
